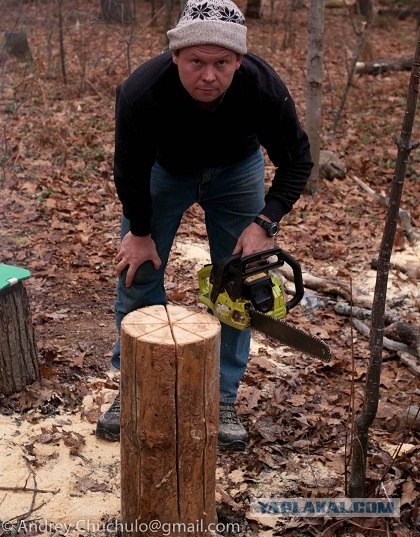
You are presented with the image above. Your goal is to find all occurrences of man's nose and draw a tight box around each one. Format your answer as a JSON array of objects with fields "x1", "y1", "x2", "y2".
[{"x1": 202, "y1": 65, "x2": 216, "y2": 81}]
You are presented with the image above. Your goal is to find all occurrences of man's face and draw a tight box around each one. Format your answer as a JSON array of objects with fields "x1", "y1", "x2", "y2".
[{"x1": 172, "y1": 45, "x2": 243, "y2": 107}]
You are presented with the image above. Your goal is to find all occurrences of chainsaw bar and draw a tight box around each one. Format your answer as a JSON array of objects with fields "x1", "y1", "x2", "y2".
[{"x1": 250, "y1": 309, "x2": 331, "y2": 361}]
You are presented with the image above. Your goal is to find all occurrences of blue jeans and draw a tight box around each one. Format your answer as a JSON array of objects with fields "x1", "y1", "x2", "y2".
[{"x1": 112, "y1": 149, "x2": 265, "y2": 403}]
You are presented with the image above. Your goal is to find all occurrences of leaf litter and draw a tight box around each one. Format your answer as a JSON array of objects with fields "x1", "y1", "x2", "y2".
[{"x1": 0, "y1": 1, "x2": 419, "y2": 536}]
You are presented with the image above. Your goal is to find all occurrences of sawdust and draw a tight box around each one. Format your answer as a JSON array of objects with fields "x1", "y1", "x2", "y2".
[{"x1": 0, "y1": 385, "x2": 120, "y2": 533}]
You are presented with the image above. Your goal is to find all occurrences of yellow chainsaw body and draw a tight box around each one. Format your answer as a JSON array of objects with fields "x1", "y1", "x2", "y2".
[{"x1": 198, "y1": 264, "x2": 287, "y2": 330}]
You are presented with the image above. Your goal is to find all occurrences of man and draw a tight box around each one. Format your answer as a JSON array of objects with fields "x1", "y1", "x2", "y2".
[{"x1": 96, "y1": 0, "x2": 312, "y2": 451}]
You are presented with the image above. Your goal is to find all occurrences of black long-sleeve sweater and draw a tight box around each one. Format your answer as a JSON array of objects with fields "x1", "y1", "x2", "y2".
[{"x1": 114, "y1": 50, "x2": 312, "y2": 236}]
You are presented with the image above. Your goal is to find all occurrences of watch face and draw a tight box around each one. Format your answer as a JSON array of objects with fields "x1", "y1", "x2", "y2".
[{"x1": 269, "y1": 223, "x2": 279, "y2": 236}]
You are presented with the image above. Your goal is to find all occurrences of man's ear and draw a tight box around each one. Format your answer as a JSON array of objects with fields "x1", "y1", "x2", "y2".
[
  {"x1": 172, "y1": 51, "x2": 179, "y2": 65},
  {"x1": 236, "y1": 54, "x2": 244, "y2": 70}
]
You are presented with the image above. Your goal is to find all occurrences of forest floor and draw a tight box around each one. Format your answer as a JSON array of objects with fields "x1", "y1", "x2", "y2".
[{"x1": 0, "y1": 1, "x2": 419, "y2": 536}]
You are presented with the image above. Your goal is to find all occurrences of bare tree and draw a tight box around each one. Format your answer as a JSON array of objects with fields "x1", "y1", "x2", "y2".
[
  {"x1": 100, "y1": 0, "x2": 136, "y2": 24},
  {"x1": 332, "y1": 20, "x2": 369, "y2": 133},
  {"x1": 57, "y1": 0, "x2": 67, "y2": 84},
  {"x1": 246, "y1": 0, "x2": 262, "y2": 19},
  {"x1": 305, "y1": 0, "x2": 324, "y2": 193},
  {"x1": 348, "y1": 30, "x2": 420, "y2": 498},
  {"x1": 356, "y1": 0, "x2": 373, "y2": 21}
]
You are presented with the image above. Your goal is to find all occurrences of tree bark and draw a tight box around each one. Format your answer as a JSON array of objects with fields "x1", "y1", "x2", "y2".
[
  {"x1": 120, "y1": 305, "x2": 220, "y2": 537},
  {"x1": 246, "y1": 0, "x2": 262, "y2": 19},
  {"x1": 305, "y1": 0, "x2": 325, "y2": 193},
  {"x1": 349, "y1": 29, "x2": 420, "y2": 498},
  {"x1": 5, "y1": 31, "x2": 33, "y2": 63},
  {"x1": 356, "y1": 0, "x2": 373, "y2": 21},
  {"x1": 100, "y1": 0, "x2": 136, "y2": 24},
  {"x1": 0, "y1": 283, "x2": 39, "y2": 396}
]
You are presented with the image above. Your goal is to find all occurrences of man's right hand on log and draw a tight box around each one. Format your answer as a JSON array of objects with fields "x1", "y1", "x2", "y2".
[{"x1": 116, "y1": 232, "x2": 162, "y2": 287}]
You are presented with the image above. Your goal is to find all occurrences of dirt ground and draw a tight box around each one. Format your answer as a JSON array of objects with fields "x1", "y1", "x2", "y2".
[{"x1": 0, "y1": 1, "x2": 419, "y2": 536}]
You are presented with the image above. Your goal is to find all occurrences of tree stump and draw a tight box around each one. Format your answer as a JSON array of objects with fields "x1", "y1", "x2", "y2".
[
  {"x1": 0, "y1": 269, "x2": 39, "y2": 396},
  {"x1": 120, "y1": 304, "x2": 221, "y2": 537},
  {"x1": 5, "y1": 31, "x2": 33, "y2": 63}
]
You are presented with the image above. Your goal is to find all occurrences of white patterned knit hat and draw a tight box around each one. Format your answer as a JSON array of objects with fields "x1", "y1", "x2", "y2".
[{"x1": 167, "y1": 0, "x2": 247, "y2": 55}]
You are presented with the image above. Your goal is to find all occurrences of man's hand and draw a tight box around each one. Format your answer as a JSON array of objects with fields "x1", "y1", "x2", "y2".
[
  {"x1": 232, "y1": 219, "x2": 275, "y2": 257},
  {"x1": 116, "y1": 232, "x2": 161, "y2": 287}
]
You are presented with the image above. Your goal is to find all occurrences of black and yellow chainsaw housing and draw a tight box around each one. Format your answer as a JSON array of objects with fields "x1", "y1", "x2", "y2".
[{"x1": 198, "y1": 248, "x2": 304, "y2": 331}]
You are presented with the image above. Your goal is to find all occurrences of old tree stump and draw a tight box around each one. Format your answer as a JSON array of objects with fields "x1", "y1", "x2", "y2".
[
  {"x1": 0, "y1": 265, "x2": 39, "y2": 396},
  {"x1": 120, "y1": 305, "x2": 220, "y2": 537}
]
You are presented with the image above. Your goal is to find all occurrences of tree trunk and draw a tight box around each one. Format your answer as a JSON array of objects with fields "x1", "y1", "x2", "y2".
[
  {"x1": 0, "y1": 283, "x2": 39, "y2": 396},
  {"x1": 305, "y1": 0, "x2": 325, "y2": 193},
  {"x1": 5, "y1": 31, "x2": 33, "y2": 62},
  {"x1": 348, "y1": 29, "x2": 420, "y2": 498},
  {"x1": 246, "y1": 0, "x2": 262, "y2": 19},
  {"x1": 356, "y1": 0, "x2": 373, "y2": 21},
  {"x1": 120, "y1": 305, "x2": 220, "y2": 537},
  {"x1": 100, "y1": 0, "x2": 135, "y2": 24}
]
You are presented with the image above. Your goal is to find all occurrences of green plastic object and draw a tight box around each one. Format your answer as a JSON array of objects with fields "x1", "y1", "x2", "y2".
[{"x1": 0, "y1": 264, "x2": 31, "y2": 292}]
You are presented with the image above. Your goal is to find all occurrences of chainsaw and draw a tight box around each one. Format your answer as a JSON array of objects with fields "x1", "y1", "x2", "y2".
[{"x1": 198, "y1": 247, "x2": 330, "y2": 361}]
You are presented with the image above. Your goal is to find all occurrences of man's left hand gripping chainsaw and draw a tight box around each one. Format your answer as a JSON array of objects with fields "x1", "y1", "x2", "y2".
[{"x1": 198, "y1": 247, "x2": 331, "y2": 361}]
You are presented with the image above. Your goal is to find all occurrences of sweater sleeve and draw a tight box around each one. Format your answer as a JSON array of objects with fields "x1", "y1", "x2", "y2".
[
  {"x1": 257, "y1": 85, "x2": 313, "y2": 223},
  {"x1": 113, "y1": 86, "x2": 157, "y2": 236}
]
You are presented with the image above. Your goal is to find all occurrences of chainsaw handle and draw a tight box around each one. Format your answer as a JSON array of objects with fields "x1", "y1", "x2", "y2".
[
  {"x1": 209, "y1": 247, "x2": 305, "y2": 308},
  {"x1": 240, "y1": 248, "x2": 286, "y2": 276},
  {"x1": 279, "y1": 250, "x2": 304, "y2": 312},
  {"x1": 240, "y1": 248, "x2": 304, "y2": 311}
]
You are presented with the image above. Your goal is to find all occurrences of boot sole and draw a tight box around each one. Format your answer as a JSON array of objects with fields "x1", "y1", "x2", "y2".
[
  {"x1": 218, "y1": 439, "x2": 246, "y2": 452},
  {"x1": 95, "y1": 425, "x2": 120, "y2": 442}
]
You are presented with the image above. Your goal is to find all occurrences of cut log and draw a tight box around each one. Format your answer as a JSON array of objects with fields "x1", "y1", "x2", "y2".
[
  {"x1": 355, "y1": 57, "x2": 413, "y2": 75},
  {"x1": 352, "y1": 319, "x2": 417, "y2": 355},
  {"x1": 120, "y1": 304, "x2": 221, "y2": 537},
  {"x1": 384, "y1": 322, "x2": 419, "y2": 347},
  {"x1": 377, "y1": 8, "x2": 420, "y2": 21},
  {"x1": 0, "y1": 282, "x2": 39, "y2": 396}
]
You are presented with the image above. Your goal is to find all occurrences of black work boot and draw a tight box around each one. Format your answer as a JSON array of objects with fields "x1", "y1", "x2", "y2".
[
  {"x1": 95, "y1": 392, "x2": 120, "y2": 441},
  {"x1": 218, "y1": 401, "x2": 248, "y2": 452}
]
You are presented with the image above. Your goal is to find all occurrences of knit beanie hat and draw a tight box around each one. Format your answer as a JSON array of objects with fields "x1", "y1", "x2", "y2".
[{"x1": 167, "y1": 0, "x2": 247, "y2": 55}]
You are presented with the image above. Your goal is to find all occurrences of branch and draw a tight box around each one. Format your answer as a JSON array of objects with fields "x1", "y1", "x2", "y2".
[
  {"x1": 399, "y1": 353, "x2": 420, "y2": 377},
  {"x1": 351, "y1": 175, "x2": 419, "y2": 244},
  {"x1": 279, "y1": 266, "x2": 376, "y2": 310},
  {"x1": 332, "y1": 20, "x2": 369, "y2": 133},
  {"x1": 334, "y1": 301, "x2": 398, "y2": 325},
  {"x1": 0, "y1": 485, "x2": 59, "y2": 494}
]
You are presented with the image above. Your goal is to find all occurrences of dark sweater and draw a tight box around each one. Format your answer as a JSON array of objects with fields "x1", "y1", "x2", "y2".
[{"x1": 114, "y1": 50, "x2": 312, "y2": 236}]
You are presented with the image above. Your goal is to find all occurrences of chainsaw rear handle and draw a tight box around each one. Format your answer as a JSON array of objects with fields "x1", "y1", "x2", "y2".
[
  {"x1": 210, "y1": 247, "x2": 304, "y2": 311},
  {"x1": 277, "y1": 249, "x2": 304, "y2": 312},
  {"x1": 239, "y1": 248, "x2": 304, "y2": 311}
]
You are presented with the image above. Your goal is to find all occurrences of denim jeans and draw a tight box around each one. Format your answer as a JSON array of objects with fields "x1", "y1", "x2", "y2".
[{"x1": 112, "y1": 148, "x2": 265, "y2": 403}]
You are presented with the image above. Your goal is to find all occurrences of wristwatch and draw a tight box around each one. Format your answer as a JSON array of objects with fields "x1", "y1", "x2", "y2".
[{"x1": 253, "y1": 216, "x2": 279, "y2": 237}]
